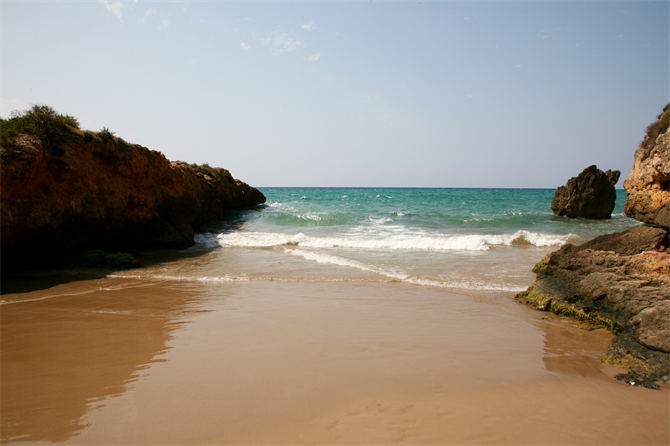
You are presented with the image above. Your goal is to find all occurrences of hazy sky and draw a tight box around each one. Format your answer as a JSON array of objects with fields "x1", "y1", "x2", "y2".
[{"x1": 2, "y1": 1, "x2": 668, "y2": 188}]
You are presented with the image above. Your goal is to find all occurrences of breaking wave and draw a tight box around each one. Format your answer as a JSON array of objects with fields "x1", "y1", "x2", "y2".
[
  {"x1": 216, "y1": 230, "x2": 576, "y2": 252},
  {"x1": 284, "y1": 248, "x2": 526, "y2": 292}
]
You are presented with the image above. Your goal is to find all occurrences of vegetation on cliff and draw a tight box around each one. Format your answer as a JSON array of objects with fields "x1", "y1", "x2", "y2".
[
  {"x1": 643, "y1": 102, "x2": 669, "y2": 153},
  {"x1": 1, "y1": 105, "x2": 266, "y2": 268},
  {"x1": 1, "y1": 105, "x2": 81, "y2": 157}
]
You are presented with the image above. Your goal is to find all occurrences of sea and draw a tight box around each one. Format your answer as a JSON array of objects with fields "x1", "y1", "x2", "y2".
[{"x1": 110, "y1": 188, "x2": 639, "y2": 300}]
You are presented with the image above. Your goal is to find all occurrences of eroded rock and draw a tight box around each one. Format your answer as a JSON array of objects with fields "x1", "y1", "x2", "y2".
[
  {"x1": 1, "y1": 128, "x2": 266, "y2": 266},
  {"x1": 516, "y1": 226, "x2": 670, "y2": 385},
  {"x1": 623, "y1": 104, "x2": 670, "y2": 229},
  {"x1": 551, "y1": 165, "x2": 620, "y2": 219}
]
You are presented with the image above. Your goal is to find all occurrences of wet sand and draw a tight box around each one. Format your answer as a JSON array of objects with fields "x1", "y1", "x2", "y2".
[{"x1": 1, "y1": 275, "x2": 668, "y2": 444}]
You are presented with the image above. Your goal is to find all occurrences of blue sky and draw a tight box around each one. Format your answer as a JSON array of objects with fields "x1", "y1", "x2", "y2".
[{"x1": 2, "y1": 1, "x2": 668, "y2": 188}]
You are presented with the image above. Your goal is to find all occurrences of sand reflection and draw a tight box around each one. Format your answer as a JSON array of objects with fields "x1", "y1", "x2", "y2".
[
  {"x1": 0, "y1": 275, "x2": 202, "y2": 443},
  {"x1": 539, "y1": 313, "x2": 616, "y2": 379}
]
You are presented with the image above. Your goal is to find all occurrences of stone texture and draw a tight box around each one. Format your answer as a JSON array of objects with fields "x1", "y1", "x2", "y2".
[
  {"x1": 623, "y1": 105, "x2": 670, "y2": 229},
  {"x1": 551, "y1": 165, "x2": 620, "y2": 219},
  {"x1": 630, "y1": 300, "x2": 670, "y2": 353},
  {"x1": 519, "y1": 106, "x2": 670, "y2": 387},
  {"x1": 578, "y1": 225, "x2": 668, "y2": 256},
  {"x1": 1, "y1": 127, "x2": 266, "y2": 265},
  {"x1": 516, "y1": 226, "x2": 670, "y2": 384}
]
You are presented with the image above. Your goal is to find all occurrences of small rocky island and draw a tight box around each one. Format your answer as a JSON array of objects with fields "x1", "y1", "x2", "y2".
[
  {"x1": 518, "y1": 104, "x2": 670, "y2": 388},
  {"x1": 551, "y1": 165, "x2": 620, "y2": 219},
  {"x1": 0, "y1": 106, "x2": 266, "y2": 267}
]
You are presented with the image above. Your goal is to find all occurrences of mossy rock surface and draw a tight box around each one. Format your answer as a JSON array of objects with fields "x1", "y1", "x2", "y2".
[{"x1": 515, "y1": 287, "x2": 618, "y2": 334}]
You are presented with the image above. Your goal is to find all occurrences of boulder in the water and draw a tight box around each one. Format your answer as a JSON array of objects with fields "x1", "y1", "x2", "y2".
[{"x1": 551, "y1": 165, "x2": 620, "y2": 219}]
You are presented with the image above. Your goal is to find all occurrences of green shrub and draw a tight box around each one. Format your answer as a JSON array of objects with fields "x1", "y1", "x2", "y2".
[
  {"x1": 643, "y1": 103, "x2": 670, "y2": 152},
  {"x1": 98, "y1": 126, "x2": 116, "y2": 142},
  {"x1": 16, "y1": 104, "x2": 80, "y2": 130},
  {"x1": 1, "y1": 105, "x2": 80, "y2": 154},
  {"x1": 173, "y1": 160, "x2": 215, "y2": 175}
]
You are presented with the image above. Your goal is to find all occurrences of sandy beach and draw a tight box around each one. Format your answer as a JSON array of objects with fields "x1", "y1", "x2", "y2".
[{"x1": 2, "y1": 270, "x2": 668, "y2": 444}]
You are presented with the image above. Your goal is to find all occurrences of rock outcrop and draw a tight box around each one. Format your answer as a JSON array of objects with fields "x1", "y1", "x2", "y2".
[
  {"x1": 551, "y1": 165, "x2": 620, "y2": 219},
  {"x1": 1, "y1": 125, "x2": 266, "y2": 266},
  {"x1": 516, "y1": 226, "x2": 669, "y2": 387},
  {"x1": 623, "y1": 104, "x2": 670, "y2": 229},
  {"x1": 518, "y1": 104, "x2": 670, "y2": 389}
]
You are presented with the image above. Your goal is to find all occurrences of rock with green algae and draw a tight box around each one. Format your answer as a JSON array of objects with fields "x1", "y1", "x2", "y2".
[{"x1": 516, "y1": 226, "x2": 669, "y2": 388}]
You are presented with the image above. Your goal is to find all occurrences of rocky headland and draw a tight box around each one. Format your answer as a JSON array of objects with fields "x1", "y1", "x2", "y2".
[
  {"x1": 517, "y1": 104, "x2": 670, "y2": 388},
  {"x1": 1, "y1": 106, "x2": 266, "y2": 268}
]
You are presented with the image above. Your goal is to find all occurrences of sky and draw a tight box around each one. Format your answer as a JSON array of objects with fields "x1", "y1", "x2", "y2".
[{"x1": 1, "y1": 1, "x2": 668, "y2": 188}]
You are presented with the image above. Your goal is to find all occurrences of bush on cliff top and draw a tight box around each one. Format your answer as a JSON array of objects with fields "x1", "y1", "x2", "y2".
[
  {"x1": 175, "y1": 160, "x2": 214, "y2": 175},
  {"x1": 1, "y1": 105, "x2": 80, "y2": 154},
  {"x1": 1, "y1": 104, "x2": 127, "y2": 154},
  {"x1": 643, "y1": 103, "x2": 670, "y2": 152}
]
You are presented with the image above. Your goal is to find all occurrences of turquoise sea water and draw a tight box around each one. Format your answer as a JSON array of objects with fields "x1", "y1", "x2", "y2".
[{"x1": 153, "y1": 188, "x2": 640, "y2": 297}]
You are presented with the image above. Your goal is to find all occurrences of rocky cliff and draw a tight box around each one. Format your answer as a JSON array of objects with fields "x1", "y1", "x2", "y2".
[
  {"x1": 623, "y1": 104, "x2": 670, "y2": 229},
  {"x1": 516, "y1": 227, "x2": 669, "y2": 387},
  {"x1": 516, "y1": 104, "x2": 670, "y2": 389},
  {"x1": 1, "y1": 111, "x2": 265, "y2": 265}
]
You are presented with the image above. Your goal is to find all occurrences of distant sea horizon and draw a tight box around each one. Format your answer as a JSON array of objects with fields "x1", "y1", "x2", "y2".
[{"x1": 253, "y1": 186, "x2": 628, "y2": 190}]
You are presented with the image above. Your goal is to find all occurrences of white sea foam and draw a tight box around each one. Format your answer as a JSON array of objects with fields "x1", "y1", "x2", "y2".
[
  {"x1": 405, "y1": 277, "x2": 527, "y2": 293},
  {"x1": 107, "y1": 273, "x2": 249, "y2": 283},
  {"x1": 367, "y1": 216, "x2": 393, "y2": 224},
  {"x1": 284, "y1": 249, "x2": 408, "y2": 280},
  {"x1": 284, "y1": 249, "x2": 526, "y2": 292},
  {"x1": 297, "y1": 212, "x2": 326, "y2": 221},
  {"x1": 193, "y1": 233, "x2": 223, "y2": 250},
  {"x1": 217, "y1": 230, "x2": 573, "y2": 251}
]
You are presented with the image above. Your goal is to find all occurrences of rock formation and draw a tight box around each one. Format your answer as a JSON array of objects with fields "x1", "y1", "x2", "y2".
[
  {"x1": 517, "y1": 227, "x2": 669, "y2": 385},
  {"x1": 551, "y1": 165, "x2": 620, "y2": 219},
  {"x1": 623, "y1": 104, "x2": 670, "y2": 229},
  {"x1": 518, "y1": 104, "x2": 670, "y2": 389},
  {"x1": 1, "y1": 120, "x2": 265, "y2": 266}
]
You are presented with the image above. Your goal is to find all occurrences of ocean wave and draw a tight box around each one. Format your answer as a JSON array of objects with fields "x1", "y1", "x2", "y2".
[
  {"x1": 264, "y1": 211, "x2": 361, "y2": 227},
  {"x1": 217, "y1": 230, "x2": 574, "y2": 251},
  {"x1": 107, "y1": 273, "x2": 249, "y2": 283},
  {"x1": 284, "y1": 249, "x2": 526, "y2": 292},
  {"x1": 285, "y1": 248, "x2": 408, "y2": 279}
]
